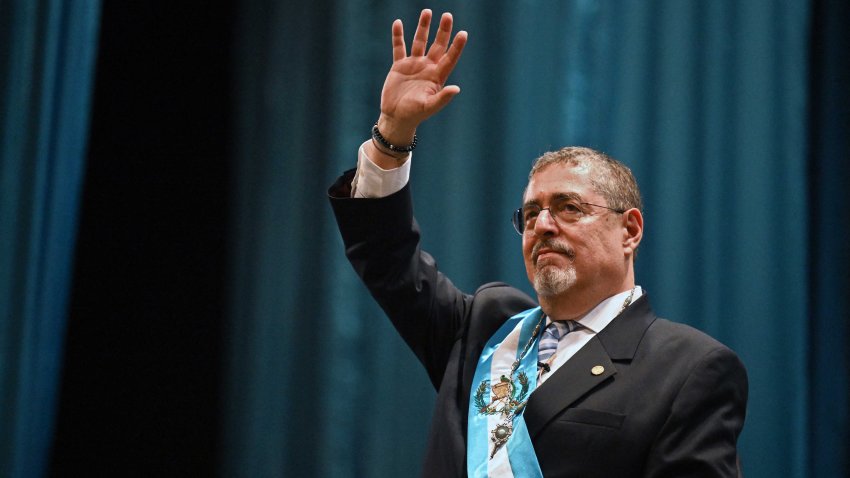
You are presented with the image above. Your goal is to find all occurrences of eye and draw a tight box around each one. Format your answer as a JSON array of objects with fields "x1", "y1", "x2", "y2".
[
  {"x1": 522, "y1": 206, "x2": 540, "y2": 222},
  {"x1": 554, "y1": 199, "x2": 582, "y2": 215}
]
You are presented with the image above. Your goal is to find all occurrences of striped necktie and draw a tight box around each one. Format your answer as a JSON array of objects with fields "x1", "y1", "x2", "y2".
[{"x1": 537, "y1": 320, "x2": 580, "y2": 371}]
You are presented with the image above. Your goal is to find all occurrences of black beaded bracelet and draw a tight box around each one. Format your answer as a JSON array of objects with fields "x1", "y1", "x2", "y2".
[{"x1": 372, "y1": 123, "x2": 418, "y2": 154}]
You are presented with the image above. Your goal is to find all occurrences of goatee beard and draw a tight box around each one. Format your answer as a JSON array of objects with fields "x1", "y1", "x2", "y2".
[
  {"x1": 534, "y1": 264, "x2": 577, "y2": 297},
  {"x1": 532, "y1": 239, "x2": 576, "y2": 297}
]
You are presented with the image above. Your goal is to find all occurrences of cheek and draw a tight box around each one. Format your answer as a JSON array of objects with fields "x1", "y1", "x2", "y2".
[
  {"x1": 582, "y1": 228, "x2": 622, "y2": 262},
  {"x1": 522, "y1": 236, "x2": 534, "y2": 261},
  {"x1": 522, "y1": 236, "x2": 536, "y2": 276}
]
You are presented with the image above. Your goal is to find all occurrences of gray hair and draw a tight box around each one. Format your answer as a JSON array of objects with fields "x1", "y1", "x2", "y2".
[{"x1": 528, "y1": 146, "x2": 642, "y2": 213}]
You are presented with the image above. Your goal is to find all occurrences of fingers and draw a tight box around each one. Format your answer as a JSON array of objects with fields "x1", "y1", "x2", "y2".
[
  {"x1": 397, "y1": 11, "x2": 462, "y2": 64},
  {"x1": 391, "y1": 19, "x2": 405, "y2": 62},
  {"x1": 426, "y1": 13, "x2": 453, "y2": 61},
  {"x1": 410, "y1": 9, "x2": 432, "y2": 56},
  {"x1": 437, "y1": 30, "x2": 467, "y2": 82},
  {"x1": 425, "y1": 85, "x2": 461, "y2": 115}
]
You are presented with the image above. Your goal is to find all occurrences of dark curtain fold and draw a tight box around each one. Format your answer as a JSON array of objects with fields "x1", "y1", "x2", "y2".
[
  {"x1": 0, "y1": 0, "x2": 101, "y2": 476},
  {"x1": 808, "y1": 0, "x2": 850, "y2": 475},
  {"x1": 224, "y1": 1, "x2": 847, "y2": 477}
]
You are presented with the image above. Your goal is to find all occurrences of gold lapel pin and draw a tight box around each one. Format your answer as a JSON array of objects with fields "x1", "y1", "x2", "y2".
[{"x1": 591, "y1": 365, "x2": 605, "y2": 376}]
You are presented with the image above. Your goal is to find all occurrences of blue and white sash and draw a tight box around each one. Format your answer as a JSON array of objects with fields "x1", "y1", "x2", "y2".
[{"x1": 467, "y1": 307, "x2": 545, "y2": 478}]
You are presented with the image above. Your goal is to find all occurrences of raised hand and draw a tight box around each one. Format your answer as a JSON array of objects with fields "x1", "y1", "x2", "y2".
[{"x1": 375, "y1": 9, "x2": 467, "y2": 154}]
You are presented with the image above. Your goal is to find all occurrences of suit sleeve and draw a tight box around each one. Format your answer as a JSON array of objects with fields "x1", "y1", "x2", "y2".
[
  {"x1": 644, "y1": 346, "x2": 749, "y2": 477},
  {"x1": 329, "y1": 170, "x2": 472, "y2": 389}
]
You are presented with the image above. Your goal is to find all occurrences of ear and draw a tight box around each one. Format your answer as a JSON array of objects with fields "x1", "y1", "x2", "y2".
[{"x1": 622, "y1": 208, "x2": 643, "y2": 257}]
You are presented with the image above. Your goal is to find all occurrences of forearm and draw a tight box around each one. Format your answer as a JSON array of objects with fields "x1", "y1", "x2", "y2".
[
  {"x1": 328, "y1": 179, "x2": 469, "y2": 386},
  {"x1": 327, "y1": 8, "x2": 470, "y2": 385}
]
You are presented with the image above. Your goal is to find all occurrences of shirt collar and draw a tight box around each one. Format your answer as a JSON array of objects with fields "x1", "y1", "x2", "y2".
[{"x1": 547, "y1": 286, "x2": 643, "y2": 333}]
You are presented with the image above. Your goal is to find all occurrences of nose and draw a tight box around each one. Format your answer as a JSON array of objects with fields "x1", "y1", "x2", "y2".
[{"x1": 532, "y1": 208, "x2": 559, "y2": 236}]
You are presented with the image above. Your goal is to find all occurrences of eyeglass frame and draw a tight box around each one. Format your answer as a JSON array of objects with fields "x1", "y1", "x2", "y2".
[{"x1": 511, "y1": 200, "x2": 627, "y2": 235}]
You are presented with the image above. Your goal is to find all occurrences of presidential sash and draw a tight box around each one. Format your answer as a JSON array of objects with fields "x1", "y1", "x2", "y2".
[{"x1": 467, "y1": 307, "x2": 545, "y2": 478}]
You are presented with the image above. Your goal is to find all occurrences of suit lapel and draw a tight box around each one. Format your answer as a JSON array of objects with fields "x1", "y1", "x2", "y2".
[
  {"x1": 595, "y1": 295, "x2": 656, "y2": 361},
  {"x1": 523, "y1": 295, "x2": 657, "y2": 439},
  {"x1": 524, "y1": 337, "x2": 616, "y2": 438}
]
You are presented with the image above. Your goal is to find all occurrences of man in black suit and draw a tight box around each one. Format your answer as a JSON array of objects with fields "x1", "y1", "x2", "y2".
[{"x1": 329, "y1": 9, "x2": 747, "y2": 477}]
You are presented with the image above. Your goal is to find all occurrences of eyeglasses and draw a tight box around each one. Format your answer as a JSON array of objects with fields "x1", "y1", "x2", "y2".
[{"x1": 511, "y1": 197, "x2": 625, "y2": 235}]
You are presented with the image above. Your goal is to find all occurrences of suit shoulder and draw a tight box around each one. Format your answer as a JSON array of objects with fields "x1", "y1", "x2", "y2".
[
  {"x1": 647, "y1": 318, "x2": 745, "y2": 366},
  {"x1": 466, "y1": 282, "x2": 537, "y2": 341},
  {"x1": 640, "y1": 319, "x2": 748, "y2": 394},
  {"x1": 472, "y1": 282, "x2": 536, "y2": 311},
  {"x1": 474, "y1": 281, "x2": 524, "y2": 295}
]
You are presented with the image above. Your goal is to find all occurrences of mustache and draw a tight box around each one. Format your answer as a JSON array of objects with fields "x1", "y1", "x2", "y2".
[{"x1": 532, "y1": 239, "x2": 575, "y2": 263}]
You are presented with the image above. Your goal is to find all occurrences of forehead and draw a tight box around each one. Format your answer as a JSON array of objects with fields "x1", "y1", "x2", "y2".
[{"x1": 523, "y1": 162, "x2": 598, "y2": 203}]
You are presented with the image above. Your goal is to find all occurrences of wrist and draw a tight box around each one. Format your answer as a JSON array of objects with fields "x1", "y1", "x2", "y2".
[
  {"x1": 376, "y1": 115, "x2": 416, "y2": 146},
  {"x1": 372, "y1": 123, "x2": 417, "y2": 156},
  {"x1": 364, "y1": 139, "x2": 409, "y2": 170},
  {"x1": 370, "y1": 137, "x2": 409, "y2": 161}
]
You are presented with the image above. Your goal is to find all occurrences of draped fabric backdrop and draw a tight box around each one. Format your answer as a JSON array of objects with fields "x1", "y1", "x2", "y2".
[
  {"x1": 0, "y1": 1, "x2": 101, "y2": 476},
  {"x1": 223, "y1": 1, "x2": 848, "y2": 477},
  {"x1": 808, "y1": 0, "x2": 850, "y2": 473}
]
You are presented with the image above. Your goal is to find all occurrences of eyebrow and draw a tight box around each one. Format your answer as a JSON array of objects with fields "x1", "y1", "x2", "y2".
[{"x1": 522, "y1": 191, "x2": 583, "y2": 209}]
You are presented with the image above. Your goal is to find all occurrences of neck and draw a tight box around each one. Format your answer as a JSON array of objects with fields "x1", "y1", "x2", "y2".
[
  {"x1": 538, "y1": 294, "x2": 596, "y2": 322},
  {"x1": 539, "y1": 273, "x2": 635, "y2": 322}
]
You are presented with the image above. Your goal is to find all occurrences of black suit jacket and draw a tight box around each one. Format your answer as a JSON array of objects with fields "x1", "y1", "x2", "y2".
[{"x1": 329, "y1": 172, "x2": 748, "y2": 477}]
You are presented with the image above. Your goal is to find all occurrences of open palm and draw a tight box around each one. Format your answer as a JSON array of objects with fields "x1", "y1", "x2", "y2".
[{"x1": 379, "y1": 10, "x2": 467, "y2": 134}]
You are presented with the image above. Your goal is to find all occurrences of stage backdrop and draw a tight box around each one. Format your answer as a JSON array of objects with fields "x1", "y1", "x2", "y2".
[
  {"x1": 224, "y1": 1, "x2": 847, "y2": 477},
  {"x1": 0, "y1": 1, "x2": 101, "y2": 477}
]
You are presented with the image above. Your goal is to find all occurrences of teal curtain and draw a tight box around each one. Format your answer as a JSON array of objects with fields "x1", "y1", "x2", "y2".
[
  {"x1": 0, "y1": 1, "x2": 101, "y2": 476},
  {"x1": 225, "y1": 1, "x2": 845, "y2": 477},
  {"x1": 808, "y1": 0, "x2": 850, "y2": 474}
]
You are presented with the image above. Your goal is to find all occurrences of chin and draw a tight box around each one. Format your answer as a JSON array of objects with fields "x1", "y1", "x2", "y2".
[{"x1": 533, "y1": 265, "x2": 577, "y2": 298}]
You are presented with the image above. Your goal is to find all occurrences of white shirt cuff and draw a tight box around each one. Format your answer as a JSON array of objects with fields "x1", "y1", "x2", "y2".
[{"x1": 350, "y1": 141, "x2": 411, "y2": 198}]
